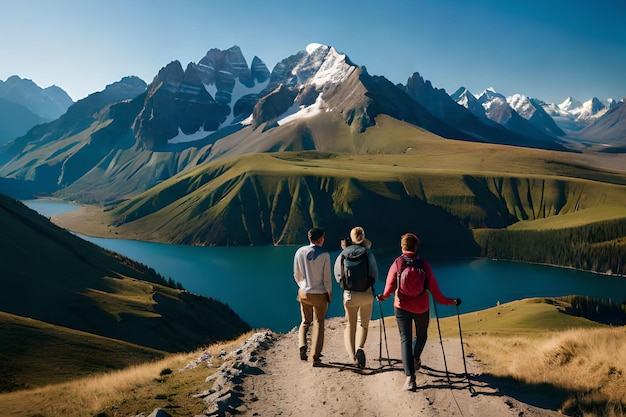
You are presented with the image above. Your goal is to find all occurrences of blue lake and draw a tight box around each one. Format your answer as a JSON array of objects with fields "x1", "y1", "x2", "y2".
[{"x1": 24, "y1": 199, "x2": 626, "y2": 333}]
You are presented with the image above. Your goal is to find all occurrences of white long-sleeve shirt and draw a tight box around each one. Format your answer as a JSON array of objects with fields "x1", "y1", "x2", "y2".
[{"x1": 293, "y1": 244, "x2": 332, "y2": 295}]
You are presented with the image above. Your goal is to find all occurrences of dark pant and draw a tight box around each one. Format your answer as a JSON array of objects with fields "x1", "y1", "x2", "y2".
[{"x1": 395, "y1": 307, "x2": 430, "y2": 376}]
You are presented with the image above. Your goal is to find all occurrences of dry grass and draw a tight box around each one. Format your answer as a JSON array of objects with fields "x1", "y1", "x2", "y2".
[
  {"x1": 429, "y1": 298, "x2": 626, "y2": 416},
  {"x1": 466, "y1": 320, "x2": 626, "y2": 416},
  {"x1": 0, "y1": 331, "x2": 254, "y2": 417}
]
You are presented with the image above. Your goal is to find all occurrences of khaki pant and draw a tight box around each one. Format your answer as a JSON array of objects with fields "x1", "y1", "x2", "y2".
[
  {"x1": 342, "y1": 289, "x2": 374, "y2": 361},
  {"x1": 298, "y1": 292, "x2": 329, "y2": 360}
]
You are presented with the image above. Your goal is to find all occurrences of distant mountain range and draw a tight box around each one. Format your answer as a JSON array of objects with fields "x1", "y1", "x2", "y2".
[
  {"x1": 1, "y1": 43, "x2": 625, "y2": 248},
  {"x1": 1, "y1": 44, "x2": 622, "y2": 150},
  {"x1": 2, "y1": 43, "x2": 623, "y2": 149},
  {"x1": 0, "y1": 75, "x2": 74, "y2": 145}
]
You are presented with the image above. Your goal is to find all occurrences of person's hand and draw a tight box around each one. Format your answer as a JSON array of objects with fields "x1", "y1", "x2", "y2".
[
  {"x1": 376, "y1": 294, "x2": 385, "y2": 302},
  {"x1": 455, "y1": 298, "x2": 462, "y2": 306}
]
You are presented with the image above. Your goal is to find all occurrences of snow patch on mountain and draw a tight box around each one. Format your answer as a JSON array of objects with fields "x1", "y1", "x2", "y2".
[
  {"x1": 310, "y1": 48, "x2": 355, "y2": 87},
  {"x1": 558, "y1": 97, "x2": 583, "y2": 112},
  {"x1": 306, "y1": 43, "x2": 325, "y2": 54},
  {"x1": 476, "y1": 88, "x2": 512, "y2": 124},
  {"x1": 168, "y1": 128, "x2": 211, "y2": 144},
  {"x1": 277, "y1": 93, "x2": 326, "y2": 125}
]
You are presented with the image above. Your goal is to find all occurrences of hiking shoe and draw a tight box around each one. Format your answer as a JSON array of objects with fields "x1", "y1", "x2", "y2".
[
  {"x1": 355, "y1": 349, "x2": 366, "y2": 369},
  {"x1": 299, "y1": 346, "x2": 308, "y2": 361},
  {"x1": 403, "y1": 375, "x2": 417, "y2": 391},
  {"x1": 414, "y1": 357, "x2": 421, "y2": 372},
  {"x1": 312, "y1": 357, "x2": 323, "y2": 367}
]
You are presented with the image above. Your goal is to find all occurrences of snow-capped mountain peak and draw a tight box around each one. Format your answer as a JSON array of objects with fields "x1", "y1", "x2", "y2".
[
  {"x1": 507, "y1": 94, "x2": 535, "y2": 119},
  {"x1": 477, "y1": 87, "x2": 506, "y2": 104},
  {"x1": 535, "y1": 96, "x2": 617, "y2": 131},
  {"x1": 293, "y1": 43, "x2": 356, "y2": 87},
  {"x1": 558, "y1": 97, "x2": 583, "y2": 112},
  {"x1": 451, "y1": 87, "x2": 475, "y2": 107}
]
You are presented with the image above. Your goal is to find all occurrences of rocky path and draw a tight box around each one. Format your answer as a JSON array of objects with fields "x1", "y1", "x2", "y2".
[{"x1": 199, "y1": 317, "x2": 563, "y2": 417}]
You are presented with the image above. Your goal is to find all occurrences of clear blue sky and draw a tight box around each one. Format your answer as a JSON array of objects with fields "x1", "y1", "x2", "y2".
[{"x1": 1, "y1": 0, "x2": 625, "y2": 104}]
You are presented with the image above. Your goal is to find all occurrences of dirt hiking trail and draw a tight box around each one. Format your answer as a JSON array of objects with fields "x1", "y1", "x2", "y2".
[{"x1": 235, "y1": 316, "x2": 562, "y2": 417}]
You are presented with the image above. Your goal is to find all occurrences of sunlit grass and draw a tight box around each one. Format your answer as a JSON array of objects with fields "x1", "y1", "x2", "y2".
[
  {"x1": 433, "y1": 298, "x2": 626, "y2": 416},
  {"x1": 467, "y1": 327, "x2": 626, "y2": 416},
  {"x1": 0, "y1": 331, "x2": 254, "y2": 417}
]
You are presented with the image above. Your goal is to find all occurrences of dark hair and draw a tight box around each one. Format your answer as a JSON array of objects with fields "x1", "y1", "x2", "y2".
[
  {"x1": 401, "y1": 233, "x2": 419, "y2": 252},
  {"x1": 308, "y1": 227, "x2": 325, "y2": 242}
]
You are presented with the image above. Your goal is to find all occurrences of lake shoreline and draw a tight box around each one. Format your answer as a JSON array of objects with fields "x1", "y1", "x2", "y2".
[{"x1": 50, "y1": 203, "x2": 625, "y2": 280}]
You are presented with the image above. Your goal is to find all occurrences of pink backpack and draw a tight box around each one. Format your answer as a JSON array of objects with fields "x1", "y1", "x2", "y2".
[{"x1": 395, "y1": 255, "x2": 427, "y2": 297}]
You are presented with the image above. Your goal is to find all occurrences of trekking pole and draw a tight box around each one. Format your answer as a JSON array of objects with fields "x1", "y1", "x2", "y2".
[
  {"x1": 377, "y1": 299, "x2": 392, "y2": 367},
  {"x1": 432, "y1": 300, "x2": 451, "y2": 384},
  {"x1": 378, "y1": 302, "x2": 383, "y2": 365},
  {"x1": 456, "y1": 304, "x2": 476, "y2": 395}
]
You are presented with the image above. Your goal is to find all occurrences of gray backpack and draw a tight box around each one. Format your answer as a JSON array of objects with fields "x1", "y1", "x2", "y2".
[{"x1": 339, "y1": 245, "x2": 373, "y2": 292}]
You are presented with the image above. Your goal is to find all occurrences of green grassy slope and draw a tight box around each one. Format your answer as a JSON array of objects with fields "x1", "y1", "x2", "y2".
[
  {"x1": 0, "y1": 193, "x2": 251, "y2": 355},
  {"x1": 105, "y1": 120, "x2": 626, "y2": 258},
  {"x1": 432, "y1": 297, "x2": 606, "y2": 338}
]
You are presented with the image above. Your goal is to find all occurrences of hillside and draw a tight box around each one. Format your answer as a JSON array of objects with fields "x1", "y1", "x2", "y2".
[
  {"x1": 0, "y1": 311, "x2": 165, "y2": 392},
  {"x1": 51, "y1": 117, "x2": 626, "y2": 273},
  {"x1": 0, "y1": 193, "x2": 251, "y2": 375}
]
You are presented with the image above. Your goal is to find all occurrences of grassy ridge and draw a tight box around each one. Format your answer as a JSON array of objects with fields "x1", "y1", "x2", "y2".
[
  {"x1": 102, "y1": 143, "x2": 626, "y2": 266},
  {"x1": 0, "y1": 193, "x2": 252, "y2": 392},
  {"x1": 433, "y1": 298, "x2": 605, "y2": 338}
]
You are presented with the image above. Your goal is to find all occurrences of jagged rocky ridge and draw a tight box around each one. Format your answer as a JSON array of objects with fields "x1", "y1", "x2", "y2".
[
  {"x1": 0, "y1": 43, "x2": 625, "y2": 251},
  {"x1": 1, "y1": 43, "x2": 622, "y2": 203}
]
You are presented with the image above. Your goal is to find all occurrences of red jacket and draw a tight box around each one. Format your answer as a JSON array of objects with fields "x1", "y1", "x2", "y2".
[{"x1": 380, "y1": 251, "x2": 456, "y2": 314}]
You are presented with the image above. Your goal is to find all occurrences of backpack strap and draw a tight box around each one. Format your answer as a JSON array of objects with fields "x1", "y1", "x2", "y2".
[
  {"x1": 339, "y1": 253, "x2": 345, "y2": 280},
  {"x1": 394, "y1": 255, "x2": 405, "y2": 295},
  {"x1": 364, "y1": 248, "x2": 370, "y2": 280},
  {"x1": 418, "y1": 257, "x2": 429, "y2": 291}
]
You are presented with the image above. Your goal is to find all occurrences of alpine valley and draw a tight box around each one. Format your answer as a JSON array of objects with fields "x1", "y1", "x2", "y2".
[{"x1": 1, "y1": 43, "x2": 625, "y2": 274}]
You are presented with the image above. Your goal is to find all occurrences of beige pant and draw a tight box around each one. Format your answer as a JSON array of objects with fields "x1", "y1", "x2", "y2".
[
  {"x1": 298, "y1": 292, "x2": 329, "y2": 360},
  {"x1": 342, "y1": 289, "x2": 374, "y2": 361}
]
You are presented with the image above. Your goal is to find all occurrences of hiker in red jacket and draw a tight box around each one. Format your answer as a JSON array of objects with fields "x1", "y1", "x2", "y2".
[{"x1": 377, "y1": 232, "x2": 461, "y2": 391}]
